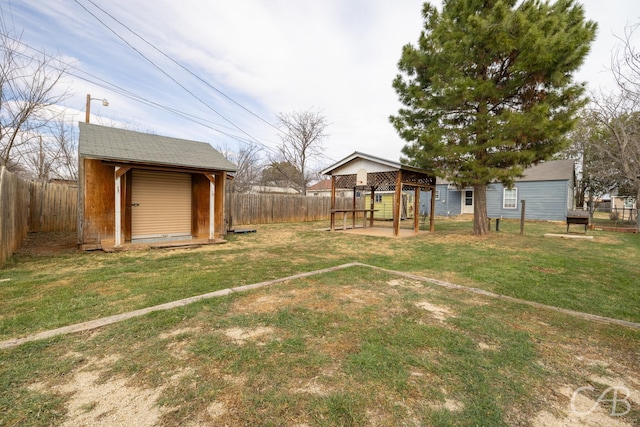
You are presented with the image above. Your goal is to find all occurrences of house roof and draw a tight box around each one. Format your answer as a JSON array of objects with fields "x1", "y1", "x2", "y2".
[
  {"x1": 437, "y1": 159, "x2": 575, "y2": 185},
  {"x1": 518, "y1": 159, "x2": 574, "y2": 182},
  {"x1": 307, "y1": 180, "x2": 332, "y2": 191},
  {"x1": 78, "y1": 122, "x2": 237, "y2": 172},
  {"x1": 321, "y1": 151, "x2": 432, "y2": 176}
]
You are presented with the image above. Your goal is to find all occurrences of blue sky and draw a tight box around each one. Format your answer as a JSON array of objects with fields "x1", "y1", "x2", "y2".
[{"x1": 2, "y1": 0, "x2": 639, "y2": 169}]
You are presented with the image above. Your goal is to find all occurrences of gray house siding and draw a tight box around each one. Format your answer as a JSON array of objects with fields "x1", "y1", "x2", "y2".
[
  {"x1": 420, "y1": 185, "x2": 462, "y2": 216},
  {"x1": 486, "y1": 180, "x2": 570, "y2": 221},
  {"x1": 421, "y1": 180, "x2": 572, "y2": 220}
]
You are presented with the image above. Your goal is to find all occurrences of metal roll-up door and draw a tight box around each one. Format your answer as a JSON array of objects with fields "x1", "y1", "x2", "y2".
[{"x1": 131, "y1": 170, "x2": 192, "y2": 242}]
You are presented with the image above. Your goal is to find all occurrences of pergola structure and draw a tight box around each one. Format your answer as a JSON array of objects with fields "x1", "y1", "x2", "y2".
[{"x1": 321, "y1": 152, "x2": 437, "y2": 236}]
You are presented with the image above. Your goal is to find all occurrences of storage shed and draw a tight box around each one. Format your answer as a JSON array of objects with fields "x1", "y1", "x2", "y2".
[{"x1": 77, "y1": 123, "x2": 236, "y2": 250}]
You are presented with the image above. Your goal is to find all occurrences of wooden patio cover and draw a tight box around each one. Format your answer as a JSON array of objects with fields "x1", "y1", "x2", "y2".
[{"x1": 322, "y1": 152, "x2": 437, "y2": 236}]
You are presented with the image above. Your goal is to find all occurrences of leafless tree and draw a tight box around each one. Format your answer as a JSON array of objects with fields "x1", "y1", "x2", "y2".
[
  {"x1": 19, "y1": 119, "x2": 78, "y2": 181},
  {"x1": 217, "y1": 142, "x2": 263, "y2": 193},
  {"x1": 611, "y1": 23, "x2": 640, "y2": 101},
  {"x1": 588, "y1": 92, "x2": 640, "y2": 230},
  {"x1": 275, "y1": 109, "x2": 328, "y2": 193},
  {"x1": 0, "y1": 31, "x2": 70, "y2": 170}
]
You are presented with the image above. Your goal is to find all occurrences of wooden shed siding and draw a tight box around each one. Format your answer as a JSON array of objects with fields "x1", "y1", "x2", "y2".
[
  {"x1": 192, "y1": 174, "x2": 210, "y2": 239},
  {"x1": 81, "y1": 158, "x2": 115, "y2": 245},
  {"x1": 486, "y1": 180, "x2": 570, "y2": 221}
]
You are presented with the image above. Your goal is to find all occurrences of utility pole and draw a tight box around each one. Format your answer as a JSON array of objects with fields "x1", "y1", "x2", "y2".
[{"x1": 85, "y1": 94, "x2": 109, "y2": 123}]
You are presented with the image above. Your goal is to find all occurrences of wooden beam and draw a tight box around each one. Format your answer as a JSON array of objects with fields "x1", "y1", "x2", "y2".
[
  {"x1": 214, "y1": 172, "x2": 226, "y2": 239},
  {"x1": 352, "y1": 187, "x2": 357, "y2": 230},
  {"x1": 369, "y1": 187, "x2": 376, "y2": 228},
  {"x1": 430, "y1": 185, "x2": 436, "y2": 232},
  {"x1": 414, "y1": 187, "x2": 420, "y2": 232},
  {"x1": 400, "y1": 181, "x2": 432, "y2": 189},
  {"x1": 393, "y1": 170, "x2": 402, "y2": 236},
  {"x1": 101, "y1": 161, "x2": 231, "y2": 176},
  {"x1": 115, "y1": 166, "x2": 131, "y2": 179},
  {"x1": 330, "y1": 176, "x2": 336, "y2": 231}
]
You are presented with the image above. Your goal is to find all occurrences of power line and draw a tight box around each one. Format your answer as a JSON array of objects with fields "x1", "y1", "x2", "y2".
[
  {"x1": 71, "y1": 0, "x2": 270, "y2": 149},
  {"x1": 0, "y1": 31, "x2": 280, "y2": 153},
  {"x1": 83, "y1": 0, "x2": 285, "y2": 137}
]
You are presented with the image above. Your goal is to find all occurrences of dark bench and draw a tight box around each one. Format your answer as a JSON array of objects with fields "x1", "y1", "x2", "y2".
[{"x1": 566, "y1": 210, "x2": 589, "y2": 233}]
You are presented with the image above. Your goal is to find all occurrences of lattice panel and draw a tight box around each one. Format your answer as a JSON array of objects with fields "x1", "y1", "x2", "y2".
[
  {"x1": 334, "y1": 175, "x2": 356, "y2": 188},
  {"x1": 332, "y1": 170, "x2": 434, "y2": 191},
  {"x1": 367, "y1": 171, "x2": 398, "y2": 188}
]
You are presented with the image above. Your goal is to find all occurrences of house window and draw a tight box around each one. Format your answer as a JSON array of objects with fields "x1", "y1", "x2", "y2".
[
  {"x1": 465, "y1": 190, "x2": 473, "y2": 206},
  {"x1": 503, "y1": 188, "x2": 518, "y2": 209},
  {"x1": 435, "y1": 189, "x2": 440, "y2": 201},
  {"x1": 375, "y1": 194, "x2": 383, "y2": 203}
]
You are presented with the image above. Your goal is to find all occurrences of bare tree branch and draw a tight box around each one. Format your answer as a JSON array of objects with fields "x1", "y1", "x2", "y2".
[
  {"x1": 274, "y1": 109, "x2": 328, "y2": 193},
  {"x1": 217, "y1": 142, "x2": 263, "y2": 193},
  {"x1": 0, "y1": 31, "x2": 70, "y2": 169}
]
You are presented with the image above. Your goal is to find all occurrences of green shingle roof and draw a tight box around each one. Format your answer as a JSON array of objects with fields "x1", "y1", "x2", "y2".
[{"x1": 79, "y1": 122, "x2": 237, "y2": 172}]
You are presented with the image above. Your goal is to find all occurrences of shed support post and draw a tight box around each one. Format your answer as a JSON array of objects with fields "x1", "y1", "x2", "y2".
[
  {"x1": 214, "y1": 172, "x2": 226, "y2": 239},
  {"x1": 209, "y1": 178, "x2": 215, "y2": 240},
  {"x1": 115, "y1": 166, "x2": 121, "y2": 247}
]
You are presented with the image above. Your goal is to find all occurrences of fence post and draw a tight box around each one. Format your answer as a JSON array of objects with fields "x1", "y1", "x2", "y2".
[{"x1": 520, "y1": 200, "x2": 526, "y2": 235}]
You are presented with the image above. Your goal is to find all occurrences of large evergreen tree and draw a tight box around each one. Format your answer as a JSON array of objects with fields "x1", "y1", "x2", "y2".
[{"x1": 390, "y1": 0, "x2": 597, "y2": 234}]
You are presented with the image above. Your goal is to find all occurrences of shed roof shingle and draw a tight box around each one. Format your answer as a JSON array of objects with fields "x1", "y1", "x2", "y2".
[{"x1": 79, "y1": 122, "x2": 236, "y2": 172}]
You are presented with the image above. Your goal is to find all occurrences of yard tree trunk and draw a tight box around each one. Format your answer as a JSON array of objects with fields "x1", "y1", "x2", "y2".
[
  {"x1": 473, "y1": 184, "x2": 488, "y2": 235},
  {"x1": 637, "y1": 188, "x2": 640, "y2": 233}
]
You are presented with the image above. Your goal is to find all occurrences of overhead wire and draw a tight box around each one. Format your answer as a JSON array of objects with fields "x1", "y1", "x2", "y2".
[
  {"x1": 73, "y1": 0, "x2": 336, "y2": 163},
  {"x1": 71, "y1": 0, "x2": 273, "y2": 151},
  {"x1": 82, "y1": 0, "x2": 285, "y2": 137},
  {"x1": 3, "y1": 1, "x2": 337, "y2": 164},
  {"x1": 0, "y1": 34, "x2": 264, "y2": 147}
]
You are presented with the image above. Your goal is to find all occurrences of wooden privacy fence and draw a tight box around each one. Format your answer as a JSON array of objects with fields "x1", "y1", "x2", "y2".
[
  {"x1": 0, "y1": 166, "x2": 78, "y2": 267},
  {"x1": 1, "y1": 174, "x2": 348, "y2": 265},
  {"x1": 29, "y1": 181, "x2": 78, "y2": 232},
  {"x1": 0, "y1": 167, "x2": 30, "y2": 267},
  {"x1": 227, "y1": 193, "x2": 353, "y2": 226}
]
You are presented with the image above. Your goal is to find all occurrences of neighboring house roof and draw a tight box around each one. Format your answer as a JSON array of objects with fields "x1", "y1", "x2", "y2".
[
  {"x1": 321, "y1": 151, "x2": 431, "y2": 176},
  {"x1": 436, "y1": 159, "x2": 575, "y2": 185},
  {"x1": 79, "y1": 122, "x2": 236, "y2": 172},
  {"x1": 307, "y1": 180, "x2": 332, "y2": 191},
  {"x1": 518, "y1": 159, "x2": 574, "y2": 182}
]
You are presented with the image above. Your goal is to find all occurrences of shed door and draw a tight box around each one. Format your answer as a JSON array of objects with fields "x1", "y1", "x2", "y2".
[{"x1": 131, "y1": 170, "x2": 192, "y2": 242}]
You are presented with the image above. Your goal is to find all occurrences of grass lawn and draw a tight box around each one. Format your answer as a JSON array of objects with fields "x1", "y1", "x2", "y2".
[{"x1": 0, "y1": 218, "x2": 638, "y2": 426}]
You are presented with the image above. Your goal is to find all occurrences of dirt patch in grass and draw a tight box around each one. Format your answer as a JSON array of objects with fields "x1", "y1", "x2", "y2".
[
  {"x1": 14, "y1": 232, "x2": 78, "y2": 256},
  {"x1": 415, "y1": 301, "x2": 455, "y2": 321},
  {"x1": 223, "y1": 326, "x2": 274, "y2": 345}
]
